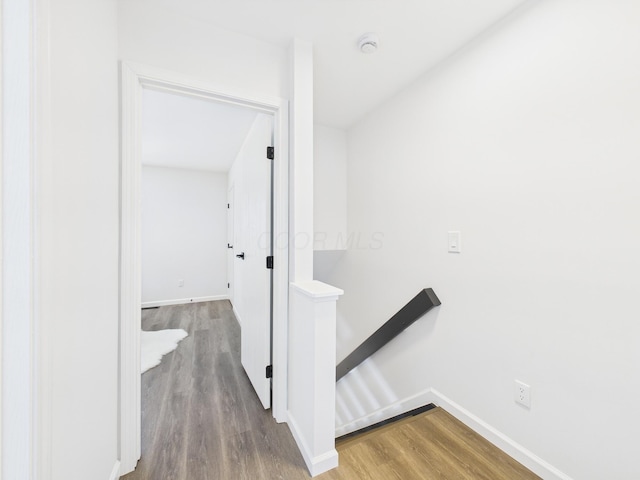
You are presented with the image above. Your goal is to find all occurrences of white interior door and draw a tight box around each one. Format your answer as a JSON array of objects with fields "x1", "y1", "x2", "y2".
[{"x1": 234, "y1": 114, "x2": 273, "y2": 409}]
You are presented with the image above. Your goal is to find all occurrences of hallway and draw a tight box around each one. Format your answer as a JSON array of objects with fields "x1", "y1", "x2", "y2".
[
  {"x1": 120, "y1": 300, "x2": 541, "y2": 479},
  {"x1": 120, "y1": 301, "x2": 309, "y2": 480}
]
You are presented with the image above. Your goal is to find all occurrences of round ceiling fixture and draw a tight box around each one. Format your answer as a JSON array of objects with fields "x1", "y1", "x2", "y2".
[{"x1": 358, "y1": 33, "x2": 379, "y2": 54}]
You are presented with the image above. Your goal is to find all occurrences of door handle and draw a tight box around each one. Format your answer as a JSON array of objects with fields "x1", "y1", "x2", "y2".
[{"x1": 236, "y1": 252, "x2": 245, "y2": 260}]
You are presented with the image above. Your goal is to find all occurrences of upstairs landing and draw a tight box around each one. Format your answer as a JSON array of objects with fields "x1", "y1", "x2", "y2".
[{"x1": 320, "y1": 407, "x2": 540, "y2": 480}]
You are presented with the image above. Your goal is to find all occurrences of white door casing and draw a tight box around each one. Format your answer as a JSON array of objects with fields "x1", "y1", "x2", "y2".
[
  {"x1": 119, "y1": 62, "x2": 289, "y2": 475},
  {"x1": 227, "y1": 186, "x2": 235, "y2": 303}
]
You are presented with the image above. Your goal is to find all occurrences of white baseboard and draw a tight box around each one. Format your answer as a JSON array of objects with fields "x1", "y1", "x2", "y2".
[
  {"x1": 335, "y1": 387, "x2": 572, "y2": 480},
  {"x1": 430, "y1": 389, "x2": 573, "y2": 480},
  {"x1": 141, "y1": 295, "x2": 229, "y2": 308},
  {"x1": 288, "y1": 413, "x2": 338, "y2": 477},
  {"x1": 108, "y1": 460, "x2": 121, "y2": 480},
  {"x1": 232, "y1": 305, "x2": 241, "y2": 327}
]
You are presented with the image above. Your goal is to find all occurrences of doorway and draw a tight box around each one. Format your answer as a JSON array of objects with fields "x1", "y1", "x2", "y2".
[
  {"x1": 140, "y1": 88, "x2": 249, "y2": 308},
  {"x1": 119, "y1": 62, "x2": 289, "y2": 475},
  {"x1": 141, "y1": 87, "x2": 275, "y2": 410}
]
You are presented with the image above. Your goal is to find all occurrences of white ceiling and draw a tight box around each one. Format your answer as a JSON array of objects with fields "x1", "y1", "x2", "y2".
[
  {"x1": 142, "y1": 1, "x2": 528, "y2": 166},
  {"x1": 142, "y1": 88, "x2": 258, "y2": 172},
  {"x1": 154, "y1": 0, "x2": 527, "y2": 128}
]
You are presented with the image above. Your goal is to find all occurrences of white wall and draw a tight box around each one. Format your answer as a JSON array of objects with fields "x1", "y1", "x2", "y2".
[
  {"x1": 141, "y1": 166, "x2": 228, "y2": 305},
  {"x1": 313, "y1": 124, "x2": 347, "y2": 251},
  {"x1": 289, "y1": 39, "x2": 314, "y2": 282},
  {"x1": 313, "y1": 124, "x2": 348, "y2": 286},
  {"x1": 118, "y1": 0, "x2": 288, "y2": 100},
  {"x1": 39, "y1": 0, "x2": 120, "y2": 478},
  {"x1": 330, "y1": 1, "x2": 640, "y2": 479}
]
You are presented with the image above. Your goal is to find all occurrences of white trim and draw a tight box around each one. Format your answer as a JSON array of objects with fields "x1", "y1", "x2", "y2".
[
  {"x1": 430, "y1": 389, "x2": 573, "y2": 480},
  {"x1": 335, "y1": 387, "x2": 572, "y2": 480},
  {"x1": 107, "y1": 460, "x2": 121, "y2": 480},
  {"x1": 1, "y1": 0, "x2": 38, "y2": 477},
  {"x1": 33, "y1": 0, "x2": 53, "y2": 478},
  {"x1": 141, "y1": 295, "x2": 229, "y2": 309},
  {"x1": 270, "y1": 97, "x2": 290, "y2": 424},
  {"x1": 232, "y1": 305, "x2": 242, "y2": 327},
  {"x1": 0, "y1": 2, "x2": 4, "y2": 475},
  {"x1": 290, "y1": 281, "x2": 343, "y2": 301},
  {"x1": 288, "y1": 413, "x2": 338, "y2": 477},
  {"x1": 119, "y1": 61, "x2": 290, "y2": 475},
  {"x1": 119, "y1": 61, "x2": 142, "y2": 475}
]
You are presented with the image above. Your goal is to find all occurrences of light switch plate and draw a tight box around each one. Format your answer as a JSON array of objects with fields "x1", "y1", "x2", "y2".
[{"x1": 448, "y1": 231, "x2": 461, "y2": 253}]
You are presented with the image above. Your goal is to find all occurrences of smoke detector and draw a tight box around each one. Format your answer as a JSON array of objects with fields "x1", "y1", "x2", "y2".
[{"x1": 358, "y1": 33, "x2": 379, "y2": 54}]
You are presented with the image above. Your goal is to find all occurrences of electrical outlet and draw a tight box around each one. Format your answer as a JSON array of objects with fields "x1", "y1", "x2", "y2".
[
  {"x1": 178, "y1": 279, "x2": 184, "y2": 287},
  {"x1": 514, "y1": 380, "x2": 531, "y2": 408}
]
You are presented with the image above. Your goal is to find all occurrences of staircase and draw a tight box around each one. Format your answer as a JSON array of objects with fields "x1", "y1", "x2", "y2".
[
  {"x1": 334, "y1": 288, "x2": 441, "y2": 437},
  {"x1": 330, "y1": 289, "x2": 540, "y2": 480}
]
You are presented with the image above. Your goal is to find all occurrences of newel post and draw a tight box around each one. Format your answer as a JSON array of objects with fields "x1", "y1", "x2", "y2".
[{"x1": 287, "y1": 280, "x2": 344, "y2": 476}]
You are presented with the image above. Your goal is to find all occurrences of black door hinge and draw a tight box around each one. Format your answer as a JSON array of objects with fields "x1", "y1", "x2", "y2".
[
  {"x1": 227, "y1": 283, "x2": 230, "y2": 289},
  {"x1": 266, "y1": 365, "x2": 273, "y2": 378},
  {"x1": 266, "y1": 255, "x2": 274, "y2": 269},
  {"x1": 227, "y1": 203, "x2": 230, "y2": 208},
  {"x1": 266, "y1": 146, "x2": 274, "y2": 160}
]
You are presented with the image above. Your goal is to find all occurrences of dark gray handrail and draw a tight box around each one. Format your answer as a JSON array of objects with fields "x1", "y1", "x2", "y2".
[{"x1": 336, "y1": 288, "x2": 441, "y2": 381}]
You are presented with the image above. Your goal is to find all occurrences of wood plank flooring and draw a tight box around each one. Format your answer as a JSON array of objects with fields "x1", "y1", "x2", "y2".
[
  {"x1": 120, "y1": 300, "x2": 540, "y2": 480},
  {"x1": 120, "y1": 301, "x2": 310, "y2": 480},
  {"x1": 323, "y1": 409, "x2": 541, "y2": 480}
]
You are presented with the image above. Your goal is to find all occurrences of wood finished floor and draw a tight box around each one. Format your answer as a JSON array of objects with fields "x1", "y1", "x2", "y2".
[
  {"x1": 120, "y1": 301, "x2": 310, "y2": 480},
  {"x1": 121, "y1": 300, "x2": 540, "y2": 480},
  {"x1": 325, "y1": 409, "x2": 541, "y2": 480}
]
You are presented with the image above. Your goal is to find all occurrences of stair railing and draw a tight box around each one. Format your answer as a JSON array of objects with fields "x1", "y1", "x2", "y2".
[{"x1": 336, "y1": 288, "x2": 441, "y2": 382}]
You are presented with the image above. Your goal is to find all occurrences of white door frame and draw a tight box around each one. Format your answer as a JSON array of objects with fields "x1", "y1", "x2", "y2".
[
  {"x1": 119, "y1": 61, "x2": 290, "y2": 475},
  {"x1": 1, "y1": 0, "x2": 38, "y2": 476},
  {"x1": 227, "y1": 185, "x2": 235, "y2": 304}
]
